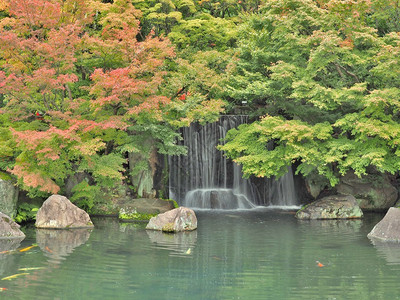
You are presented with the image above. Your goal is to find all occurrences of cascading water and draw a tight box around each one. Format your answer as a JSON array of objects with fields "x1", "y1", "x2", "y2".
[{"x1": 168, "y1": 116, "x2": 299, "y2": 209}]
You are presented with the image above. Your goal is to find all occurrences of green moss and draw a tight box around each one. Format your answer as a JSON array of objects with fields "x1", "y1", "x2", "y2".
[
  {"x1": 162, "y1": 222, "x2": 175, "y2": 233},
  {"x1": 163, "y1": 198, "x2": 179, "y2": 209},
  {"x1": 118, "y1": 208, "x2": 157, "y2": 222},
  {"x1": 0, "y1": 171, "x2": 12, "y2": 181},
  {"x1": 296, "y1": 204, "x2": 310, "y2": 214}
]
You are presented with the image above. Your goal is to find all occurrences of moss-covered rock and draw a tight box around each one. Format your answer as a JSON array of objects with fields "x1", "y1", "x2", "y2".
[
  {"x1": 296, "y1": 194, "x2": 363, "y2": 220},
  {"x1": 118, "y1": 207, "x2": 157, "y2": 222},
  {"x1": 161, "y1": 222, "x2": 175, "y2": 233},
  {"x1": 117, "y1": 198, "x2": 176, "y2": 222},
  {"x1": 0, "y1": 178, "x2": 19, "y2": 219},
  {"x1": 146, "y1": 207, "x2": 197, "y2": 232},
  {"x1": 336, "y1": 171, "x2": 398, "y2": 211}
]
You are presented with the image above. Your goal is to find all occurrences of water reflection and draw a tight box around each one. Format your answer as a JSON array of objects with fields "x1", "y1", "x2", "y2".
[
  {"x1": 146, "y1": 230, "x2": 197, "y2": 257},
  {"x1": 5, "y1": 212, "x2": 400, "y2": 300},
  {"x1": 0, "y1": 238, "x2": 24, "y2": 277},
  {"x1": 297, "y1": 218, "x2": 363, "y2": 231},
  {"x1": 36, "y1": 229, "x2": 92, "y2": 263},
  {"x1": 370, "y1": 238, "x2": 400, "y2": 265},
  {"x1": 0, "y1": 238, "x2": 24, "y2": 253}
]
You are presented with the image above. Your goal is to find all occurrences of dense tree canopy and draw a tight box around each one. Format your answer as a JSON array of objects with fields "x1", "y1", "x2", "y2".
[
  {"x1": 220, "y1": 0, "x2": 400, "y2": 185},
  {"x1": 0, "y1": 0, "x2": 223, "y2": 208},
  {"x1": 1, "y1": 0, "x2": 400, "y2": 213}
]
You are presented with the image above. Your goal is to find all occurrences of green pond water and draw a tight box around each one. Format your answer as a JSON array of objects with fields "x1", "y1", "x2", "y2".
[{"x1": 1, "y1": 209, "x2": 400, "y2": 299}]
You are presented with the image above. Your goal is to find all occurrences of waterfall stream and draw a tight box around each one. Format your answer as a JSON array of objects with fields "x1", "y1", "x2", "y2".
[{"x1": 168, "y1": 116, "x2": 298, "y2": 209}]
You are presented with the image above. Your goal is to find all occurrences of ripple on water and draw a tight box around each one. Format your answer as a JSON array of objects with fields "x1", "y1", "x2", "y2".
[{"x1": 3, "y1": 212, "x2": 400, "y2": 300}]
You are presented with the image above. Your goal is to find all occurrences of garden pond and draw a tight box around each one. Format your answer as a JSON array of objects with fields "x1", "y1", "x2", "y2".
[{"x1": 1, "y1": 209, "x2": 400, "y2": 299}]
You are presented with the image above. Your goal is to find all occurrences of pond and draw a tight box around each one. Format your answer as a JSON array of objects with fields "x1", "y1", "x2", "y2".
[{"x1": 1, "y1": 209, "x2": 400, "y2": 299}]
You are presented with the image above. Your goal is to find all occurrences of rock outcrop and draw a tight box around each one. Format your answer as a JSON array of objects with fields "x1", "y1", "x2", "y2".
[
  {"x1": 295, "y1": 194, "x2": 363, "y2": 220},
  {"x1": 0, "y1": 212, "x2": 25, "y2": 238},
  {"x1": 35, "y1": 195, "x2": 94, "y2": 229},
  {"x1": 146, "y1": 207, "x2": 197, "y2": 232},
  {"x1": 368, "y1": 207, "x2": 400, "y2": 242},
  {"x1": 336, "y1": 171, "x2": 398, "y2": 210},
  {"x1": 0, "y1": 179, "x2": 19, "y2": 219}
]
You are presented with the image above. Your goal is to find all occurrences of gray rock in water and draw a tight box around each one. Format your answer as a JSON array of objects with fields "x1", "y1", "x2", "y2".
[
  {"x1": 0, "y1": 179, "x2": 19, "y2": 219},
  {"x1": 296, "y1": 194, "x2": 363, "y2": 220},
  {"x1": 368, "y1": 207, "x2": 400, "y2": 242},
  {"x1": 146, "y1": 207, "x2": 197, "y2": 232},
  {"x1": 0, "y1": 212, "x2": 25, "y2": 238},
  {"x1": 35, "y1": 195, "x2": 94, "y2": 229}
]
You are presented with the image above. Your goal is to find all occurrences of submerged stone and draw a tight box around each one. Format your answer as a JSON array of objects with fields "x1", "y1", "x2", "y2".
[
  {"x1": 0, "y1": 212, "x2": 25, "y2": 238},
  {"x1": 295, "y1": 194, "x2": 363, "y2": 220},
  {"x1": 368, "y1": 207, "x2": 400, "y2": 242},
  {"x1": 146, "y1": 207, "x2": 197, "y2": 232},
  {"x1": 35, "y1": 195, "x2": 94, "y2": 229}
]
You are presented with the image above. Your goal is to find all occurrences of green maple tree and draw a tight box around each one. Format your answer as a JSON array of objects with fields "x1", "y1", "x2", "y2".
[{"x1": 220, "y1": 0, "x2": 400, "y2": 186}]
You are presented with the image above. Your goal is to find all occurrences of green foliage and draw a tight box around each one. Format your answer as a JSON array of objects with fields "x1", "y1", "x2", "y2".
[
  {"x1": 70, "y1": 180, "x2": 102, "y2": 213},
  {"x1": 221, "y1": 0, "x2": 400, "y2": 185},
  {"x1": 168, "y1": 14, "x2": 238, "y2": 51},
  {"x1": 165, "y1": 198, "x2": 179, "y2": 208},
  {"x1": 119, "y1": 209, "x2": 157, "y2": 221},
  {"x1": 14, "y1": 203, "x2": 39, "y2": 224},
  {"x1": 0, "y1": 0, "x2": 224, "y2": 207}
]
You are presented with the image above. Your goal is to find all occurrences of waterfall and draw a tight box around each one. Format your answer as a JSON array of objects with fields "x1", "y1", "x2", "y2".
[{"x1": 168, "y1": 116, "x2": 298, "y2": 209}]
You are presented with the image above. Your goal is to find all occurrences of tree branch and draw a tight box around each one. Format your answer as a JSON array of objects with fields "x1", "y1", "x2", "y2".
[{"x1": 334, "y1": 62, "x2": 360, "y2": 83}]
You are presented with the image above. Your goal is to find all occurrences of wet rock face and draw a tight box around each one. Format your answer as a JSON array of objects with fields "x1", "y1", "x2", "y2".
[
  {"x1": 368, "y1": 207, "x2": 400, "y2": 242},
  {"x1": 146, "y1": 207, "x2": 197, "y2": 232},
  {"x1": 0, "y1": 212, "x2": 25, "y2": 238},
  {"x1": 295, "y1": 194, "x2": 363, "y2": 220},
  {"x1": 336, "y1": 171, "x2": 398, "y2": 210},
  {"x1": 35, "y1": 195, "x2": 94, "y2": 229},
  {"x1": 0, "y1": 179, "x2": 19, "y2": 219}
]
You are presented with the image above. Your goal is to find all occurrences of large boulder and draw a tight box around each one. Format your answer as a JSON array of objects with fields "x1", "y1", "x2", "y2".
[
  {"x1": 296, "y1": 194, "x2": 363, "y2": 220},
  {"x1": 0, "y1": 179, "x2": 19, "y2": 219},
  {"x1": 368, "y1": 207, "x2": 400, "y2": 242},
  {"x1": 35, "y1": 195, "x2": 94, "y2": 229},
  {"x1": 0, "y1": 212, "x2": 25, "y2": 238},
  {"x1": 146, "y1": 207, "x2": 197, "y2": 232},
  {"x1": 336, "y1": 171, "x2": 398, "y2": 210}
]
